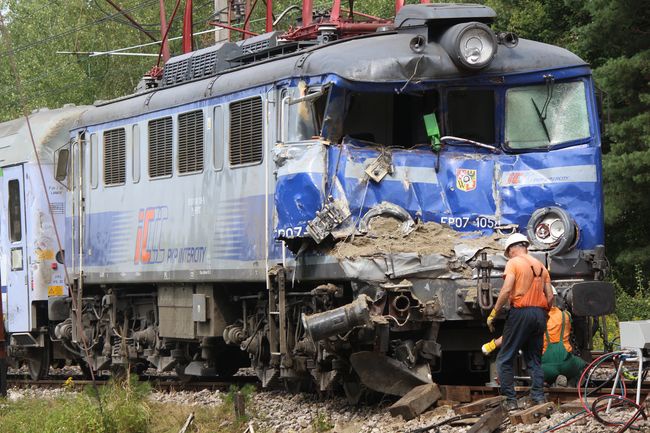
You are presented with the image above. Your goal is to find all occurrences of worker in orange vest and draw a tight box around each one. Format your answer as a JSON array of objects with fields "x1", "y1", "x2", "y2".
[
  {"x1": 486, "y1": 233, "x2": 554, "y2": 411},
  {"x1": 482, "y1": 303, "x2": 587, "y2": 386}
]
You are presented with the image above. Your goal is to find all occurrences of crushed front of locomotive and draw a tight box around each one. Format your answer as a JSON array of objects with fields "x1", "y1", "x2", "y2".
[{"x1": 266, "y1": 7, "x2": 616, "y2": 395}]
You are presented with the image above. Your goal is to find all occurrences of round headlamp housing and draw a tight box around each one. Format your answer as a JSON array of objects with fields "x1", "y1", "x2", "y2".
[
  {"x1": 441, "y1": 22, "x2": 498, "y2": 71},
  {"x1": 526, "y1": 207, "x2": 578, "y2": 256}
]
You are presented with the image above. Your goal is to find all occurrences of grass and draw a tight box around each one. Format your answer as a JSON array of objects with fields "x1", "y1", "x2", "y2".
[
  {"x1": 311, "y1": 411, "x2": 334, "y2": 432},
  {"x1": 0, "y1": 377, "x2": 150, "y2": 433},
  {"x1": 0, "y1": 379, "x2": 265, "y2": 433}
]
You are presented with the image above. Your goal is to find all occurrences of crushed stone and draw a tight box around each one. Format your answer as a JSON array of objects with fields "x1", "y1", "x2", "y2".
[{"x1": 5, "y1": 385, "x2": 649, "y2": 432}]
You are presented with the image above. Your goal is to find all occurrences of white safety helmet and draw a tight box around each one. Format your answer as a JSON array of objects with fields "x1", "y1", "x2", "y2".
[{"x1": 504, "y1": 233, "x2": 530, "y2": 257}]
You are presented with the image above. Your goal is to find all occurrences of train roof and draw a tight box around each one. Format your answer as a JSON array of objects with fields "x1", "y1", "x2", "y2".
[
  {"x1": 78, "y1": 27, "x2": 588, "y2": 129},
  {"x1": 0, "y1": 105, "x2": 88, "y2": 167}
]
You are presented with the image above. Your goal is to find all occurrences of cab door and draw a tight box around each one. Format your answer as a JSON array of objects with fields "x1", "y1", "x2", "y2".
[{"x1": 2, "y1": 165, "x2": 30, "y2": 332}]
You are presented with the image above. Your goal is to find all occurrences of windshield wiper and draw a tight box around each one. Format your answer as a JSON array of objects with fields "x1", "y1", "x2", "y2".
[
  {"x1": 531, "y1": 74, "x2": 555, "y2": 144},
  {"x1": 441, "y1": 136, "x2": 500, "y2": 153},
  {"x1": 531, "y1": 98, "x2": 551, "y2": 143}
]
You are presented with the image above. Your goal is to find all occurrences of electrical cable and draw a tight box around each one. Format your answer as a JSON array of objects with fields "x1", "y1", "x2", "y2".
[
  {"x1": 93, "y1": 0, "x2": 162, "y2": 29},
  {"x1": 408, "y1": 411, "x2": 496, "y2": 433},
  {"x1": 0, "y1": 0, "x2": 160, "y2": 58},
  {"x1": 537, "y1": 410, "x2": 588, "y2": 433},
  {"x1": 578, "y1": 351, "x2": 626, "y2": 414},
  {"x1": 0, "y1": 55, "x2": 97, "y2": 95},
  {"x1": 591, "y1": 394, "x2": 647, "y2": 432},
  {"x1": 561, "y1": 349, "x2": 647, "y2": 433}
]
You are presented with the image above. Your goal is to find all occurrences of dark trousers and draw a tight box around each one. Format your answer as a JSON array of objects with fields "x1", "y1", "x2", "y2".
[{"x1": 496, "y1": 306, "x2": 547, "y2": 402}]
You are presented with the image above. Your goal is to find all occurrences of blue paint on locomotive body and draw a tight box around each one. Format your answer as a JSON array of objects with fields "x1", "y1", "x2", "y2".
[
  {"x1": 74, "y1": 62, "x2": 605, "y2": 281},
  {"x1": 275, "y1": 67, "x2": 605, "y2": 254}
]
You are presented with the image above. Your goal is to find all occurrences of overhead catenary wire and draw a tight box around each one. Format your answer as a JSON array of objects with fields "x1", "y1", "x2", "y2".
[
  {"x1": 93, "y1": 0, "x2": 162, "y2": 30},
  {"x1": 56, "y1": 27, "x2": 228, "y2": 58},
  {"x1": 0, "y1": 0, "x2": 160, "y2": 59},
  {"x1": 0, "y1": 0, "x2": 335, "y2": 101}
]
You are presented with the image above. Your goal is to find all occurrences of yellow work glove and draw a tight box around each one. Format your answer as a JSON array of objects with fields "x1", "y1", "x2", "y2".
[
  {"x1": 486, "y1": 308, "x2": 497, "y2": 333},
  {"x1": 482, "y1": 339, "x2": 498, "y2": 356}
]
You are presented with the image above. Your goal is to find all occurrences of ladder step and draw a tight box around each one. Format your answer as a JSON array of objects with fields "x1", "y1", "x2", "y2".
[
  {"x1": 270, "y1": 352, "x2": 282, "y2": 356},
  {"x1": 269, "y1": 311, "x2": 280, "y2": 315}
]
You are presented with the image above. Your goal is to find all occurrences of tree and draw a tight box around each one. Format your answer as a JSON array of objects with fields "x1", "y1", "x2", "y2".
[{"x1": 0, "y1": 0, "x2": 202, "y2": 121}]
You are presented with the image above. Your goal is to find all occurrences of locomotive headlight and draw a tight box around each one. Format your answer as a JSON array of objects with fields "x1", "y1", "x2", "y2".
[
  {"x1": 441, "y1": 22, "x2": 497, "y2": 71},
  {"x1": 526, "y1": 207, "x2": 577, "y2": 256}
]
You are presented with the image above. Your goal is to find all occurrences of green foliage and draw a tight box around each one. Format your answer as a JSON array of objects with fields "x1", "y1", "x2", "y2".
[
  {"x1": 592, "y1": 267, "x2": 650, "y2": 351},
  {"x1": 0, "y1": 378, "x2": 151, "y2": 433},
  {"x1": 0, "y1": 0, "x2": 201, "y2": 122},
  {"x1": 0, "y1": 378, "x2": 265, "y2": 433},
  {"x1": 600, "y1": 50, "x2": 650, "y2": 279},
  {"x1": 312, "y1": 411, "x2": 334, "y2": 432},
  {"x1": 612, "y1": 266, "x2": 650, "y2": 322},
  {"x1": 224, "y1": 383, "x2": 256, "y2": 406},
  {"x1": 224, "y1": 383, "x2": 257, "y2": 425},
  {"x1": 484, "y1": 0, "x2": 588, "y2": 48}
]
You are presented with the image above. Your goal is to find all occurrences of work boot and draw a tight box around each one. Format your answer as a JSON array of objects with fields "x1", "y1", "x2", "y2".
[
  {"x1": 503, "y1": 399, "x2": 518, "y2": 412},
  {"x1": 554, "y1": 375, "x2": 568, "y2": 387},
  {"x1": 481, "y1": 339, "x2": 498, "y2": 356}
]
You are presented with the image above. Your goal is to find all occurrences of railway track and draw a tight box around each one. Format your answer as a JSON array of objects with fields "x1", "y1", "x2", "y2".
[
  {"x1": 6, "y1": 374, "x2": 259, "y2": 392},
  {"x1": 7, "y1": 375, "x2": 648, "y2": 404}
]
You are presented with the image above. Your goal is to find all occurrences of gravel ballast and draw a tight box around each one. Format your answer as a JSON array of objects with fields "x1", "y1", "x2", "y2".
[{"x1": 5, "y1": 385, "x2": 649, "y2": 432}]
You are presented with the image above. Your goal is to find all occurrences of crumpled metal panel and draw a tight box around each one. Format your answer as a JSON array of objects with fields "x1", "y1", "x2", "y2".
[
  {"x1": 496, "y1": 147, "x2": 602, "y2": 248},
  {"x1": 274, "y1": 138, "x2": 603, "y2": 250},
  {"x1": 274, "y1": 142, "x2": 327, "y2": 237},
  {"x1": 329, "y1": 140, "x2": 448, "y2": 224},
  {"x1": 339, "y1": 253, "x2": 461, "y2": 282}
]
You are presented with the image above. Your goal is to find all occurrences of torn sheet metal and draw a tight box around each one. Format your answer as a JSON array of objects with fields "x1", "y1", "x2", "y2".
[
  {"x1": 306, "y1": 199, "x2": 351, "y2": 243},
  {"x1": 274, "y1": 137, "x2": 603, "y2": 252},
  {"x1": 358, "y1": 202, "x2": 414, "y2": 235},
  {"x1": 274, "y1": 142, "x2": 328, "y2": 238},
  {"x1": 350, "y1": 351, "x2": 432, "y2": 396},
  {"x1": 338, "y1": 253, "x2": 470, "y2": 283}
]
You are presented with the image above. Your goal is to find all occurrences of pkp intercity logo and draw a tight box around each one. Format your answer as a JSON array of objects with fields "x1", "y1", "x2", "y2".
[{"x1": 134, "y1": 206, "x2": 168, "y2": 264}]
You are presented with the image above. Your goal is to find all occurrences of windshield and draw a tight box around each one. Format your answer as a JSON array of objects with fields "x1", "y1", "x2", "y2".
[{"x1": 505, "y1": 81, "x2": 590, "y2": 149}]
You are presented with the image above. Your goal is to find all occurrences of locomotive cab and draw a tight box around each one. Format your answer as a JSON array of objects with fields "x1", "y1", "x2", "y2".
[{"x1": 270, "y1": 4, "x2": 615, "y2": 392}]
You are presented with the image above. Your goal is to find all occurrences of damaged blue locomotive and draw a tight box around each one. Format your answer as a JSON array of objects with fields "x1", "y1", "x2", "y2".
[{"x1": 1, "y1": 3, "x2": 614, "y2": 395}]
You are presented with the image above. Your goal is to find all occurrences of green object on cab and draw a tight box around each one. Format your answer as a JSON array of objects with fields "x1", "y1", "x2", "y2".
[{"x1": 423, "y1": 113, "x2": 441, "y2": 152}]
